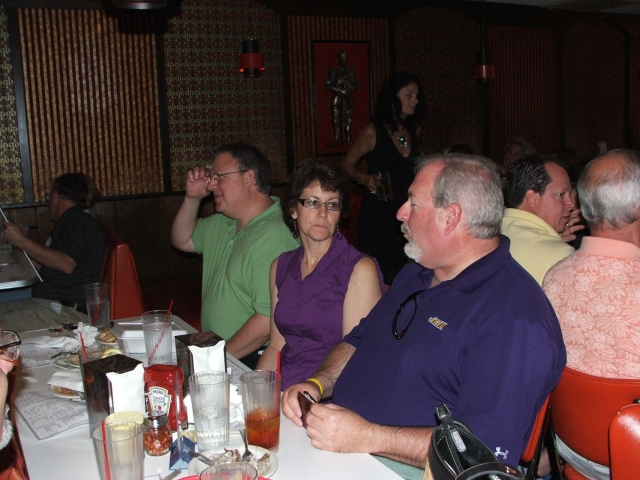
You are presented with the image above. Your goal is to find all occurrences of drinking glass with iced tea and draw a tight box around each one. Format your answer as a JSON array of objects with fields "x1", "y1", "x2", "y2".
[{"x1": 239, "y1": 370, "x2": 280, "y2": 452}]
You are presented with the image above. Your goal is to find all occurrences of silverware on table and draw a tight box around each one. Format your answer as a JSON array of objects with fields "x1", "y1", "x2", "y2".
[
  {"x1": 49, "y1": 351, "x2": 70, "y2": 359},
  {"x1": 188, "y1": 450, "x2": 214, "y2": 466},
  {"x1": 160, "y1": 469, "x2": 181, "y2": 480},
  {"x1": 240, "y1": 428, "x2": 253, "y2": 461}
]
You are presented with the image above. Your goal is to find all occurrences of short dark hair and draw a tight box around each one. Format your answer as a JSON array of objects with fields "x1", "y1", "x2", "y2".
[
  {"x1": 505, "y1": 155, "x2": 568, "y2": 208},
  {"x1": 282, "y1": 159, "x2": 351, "y2": 233},
  {"x1": 213, "y1": 143, "x2": 271, "y2": 194},
  {"x1": 374, "y1": 72, "x2": 426, "y2": 134},
  {"x1": 51, "y1": 173, "x2": 98, "y2": 209}
]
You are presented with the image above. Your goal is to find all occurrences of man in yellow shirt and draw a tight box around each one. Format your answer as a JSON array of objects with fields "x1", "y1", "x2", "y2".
[{"x1": 501, "y1": 155, "x2": 575, "y2": 284}]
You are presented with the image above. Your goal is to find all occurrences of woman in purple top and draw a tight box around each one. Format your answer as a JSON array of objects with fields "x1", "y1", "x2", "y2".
[{"x1": 256, "y1": 160, "x2": 384, "y2": 391}]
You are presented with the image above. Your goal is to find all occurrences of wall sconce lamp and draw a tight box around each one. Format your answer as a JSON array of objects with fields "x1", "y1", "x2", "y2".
[
  {"x1": 474, "y1": 0, "x2": 495, "y2": 84},
  {"x1": 475, "y1": 51, "x2": 495, "y2": 84},
  {"x1": 239, "y1": 39, "x2": 265, "y2": 78},
  {"x1": 113, "y1": 0, "x2": 167, "y2": 9}
]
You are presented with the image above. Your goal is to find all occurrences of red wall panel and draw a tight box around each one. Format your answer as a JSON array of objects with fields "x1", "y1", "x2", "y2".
[{"x1": 488, "y1": 26, "x2": 559, "y2": 163}]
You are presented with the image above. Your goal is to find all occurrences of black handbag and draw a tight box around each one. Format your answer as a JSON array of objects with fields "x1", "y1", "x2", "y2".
[{"x1": 424, "y1": 404, "x2": 524, "y2": 480}]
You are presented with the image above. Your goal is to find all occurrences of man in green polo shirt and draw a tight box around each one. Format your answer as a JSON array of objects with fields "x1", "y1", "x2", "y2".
[{"x1": 171, "y1": 143, "x2": 299, "y2": 368}]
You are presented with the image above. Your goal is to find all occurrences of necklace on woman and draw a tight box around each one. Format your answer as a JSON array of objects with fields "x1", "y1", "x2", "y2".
[{"x1": 395, "y1": 124, "x2": 409, "y2": 149}]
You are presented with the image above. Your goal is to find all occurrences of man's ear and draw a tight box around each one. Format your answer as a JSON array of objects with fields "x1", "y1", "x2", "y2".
[
  {"x1": 524, "y1": 189, "x2": 540, "y2": 212},
  {"x1": 243, "y1": 169, "x2": 255, "y2": 188},
  {"x1": 442, "y1": 203, "x2": 462, "y2": 236}
]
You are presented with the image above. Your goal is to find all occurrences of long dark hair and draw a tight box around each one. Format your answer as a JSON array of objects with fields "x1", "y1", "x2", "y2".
[{"x1": 374, "y1": 72, "x2": 426, "y2": 134}]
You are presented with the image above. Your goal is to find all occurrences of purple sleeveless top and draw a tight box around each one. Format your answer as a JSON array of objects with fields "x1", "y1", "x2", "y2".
[{"x1": 274, "y1": 235, "x2": 384, "y2": 390}]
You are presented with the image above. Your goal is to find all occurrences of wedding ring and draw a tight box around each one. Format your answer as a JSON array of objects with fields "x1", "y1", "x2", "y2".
[{"x1": 566, "y1": 223, "x2": 570, "y2": 228}]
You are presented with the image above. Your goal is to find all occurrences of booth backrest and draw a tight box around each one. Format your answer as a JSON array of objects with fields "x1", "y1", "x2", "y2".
[
  {"x1": 519, "y1": 395, "x2": 550, "y2": 479},
  {"x1": 96, "y1": 217, "x2": 145, "y2": 320},
  {"x1": 609, "y1": 403, "x2": 640, "y2": 479},
  {"x1": 550, "y1": 367, "x2": 640, "y2": 467}
]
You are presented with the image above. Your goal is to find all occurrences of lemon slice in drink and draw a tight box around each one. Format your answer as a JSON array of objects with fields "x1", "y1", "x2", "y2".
[
  {"x1": 101, "y1": 347, "x2": 123, "y2": 358},
  {"x1": 104, "y1": 411, "x2": 144, "y2": 425}
]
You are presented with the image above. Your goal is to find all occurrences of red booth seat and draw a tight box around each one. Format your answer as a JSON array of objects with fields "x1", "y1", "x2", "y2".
[{"x1": 96, "y1": 217, "x2": 146, "y2": 321}]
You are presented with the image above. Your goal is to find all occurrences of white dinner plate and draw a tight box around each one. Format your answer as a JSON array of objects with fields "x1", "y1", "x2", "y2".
[
  {"x1": 52, "y1": 355, "x2": 80, "y2": 370},
  {"x1": 187, "y1": 444, "x2": 278, "y2": 478},
  {"x1": 49, "y1": 385, "x2": 81, "y2": 399},
  {"x1": 95, "y1": 339, "x2": 119, "y2": 347}
]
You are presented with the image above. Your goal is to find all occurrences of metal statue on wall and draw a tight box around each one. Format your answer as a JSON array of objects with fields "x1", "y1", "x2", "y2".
[{"x1": 325, "y1": 49, "x2": 358, "y2": 148}]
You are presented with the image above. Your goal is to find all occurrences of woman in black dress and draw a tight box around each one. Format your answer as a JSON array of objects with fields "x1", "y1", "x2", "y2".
[{"x1": 342, "y1": 72, "x2": 426, "y2": 285}]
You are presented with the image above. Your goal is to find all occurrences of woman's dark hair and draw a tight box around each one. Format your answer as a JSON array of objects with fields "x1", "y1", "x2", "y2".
[
  {"x1": 374, "y1": 71, "x2": 426, "y2": 134},
  {"x1": 282, "y1": 159, "x2": 351, "y2": 233}
]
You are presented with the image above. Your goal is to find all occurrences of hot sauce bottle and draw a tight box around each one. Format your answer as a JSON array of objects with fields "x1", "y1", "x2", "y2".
[{"x1": 144, "y1": 364, "x2": 187, "y2": 431}]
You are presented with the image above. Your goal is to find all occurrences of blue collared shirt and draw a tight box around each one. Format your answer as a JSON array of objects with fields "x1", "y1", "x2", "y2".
[{"x1": 333, "y1": 235, "x2": 566, "y2": 463}]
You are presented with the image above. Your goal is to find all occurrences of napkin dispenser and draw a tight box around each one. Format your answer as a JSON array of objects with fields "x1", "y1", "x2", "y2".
[
  {"x1": 82, "y1": 354, "x2": 142, "y2": 436},
  {"x1": 175, "y1": 331, "x2": 224, "y2": 392}
]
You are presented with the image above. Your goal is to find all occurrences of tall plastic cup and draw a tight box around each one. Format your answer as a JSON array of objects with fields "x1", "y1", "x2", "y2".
[
  {"x1": 92, "y1": 420, "x2": 144, "y2": 480},
  {"x1": 142, "y1": 310, "x2": 173, "y2": 365},
  {"x1": 84, "y1": 283, "x2": 110, "y2": 329},
  {"x1": 189, "y1": 371, "x2": 230, "y2": 451},
  {"x1": 240, "y1": 370, "x2": 280, "y2": 452}
]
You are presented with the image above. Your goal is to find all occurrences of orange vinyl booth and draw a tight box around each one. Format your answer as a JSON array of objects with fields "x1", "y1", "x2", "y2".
[
  {"x1": 96, "y1": 217, "x2": 146, "y2": 321},
  {"x1": 546, "y1": 367, "x2": 640, "y2": 479},
  {"x1": 609, "y1": 403, "x2": 640, "y2": 479},
  {"x1": 519, "y1": 396, "x2": 550, "y2": 480}
]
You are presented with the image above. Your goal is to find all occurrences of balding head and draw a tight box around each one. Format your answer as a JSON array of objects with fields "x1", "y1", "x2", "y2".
[{"x1": 578, "y1": 149, "x2": 640, "y2": 231}]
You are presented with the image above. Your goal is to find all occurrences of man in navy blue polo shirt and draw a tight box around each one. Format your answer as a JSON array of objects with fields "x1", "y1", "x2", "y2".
[{"x1": 282, "y1": 153, "x2": 566, "y2": 478}]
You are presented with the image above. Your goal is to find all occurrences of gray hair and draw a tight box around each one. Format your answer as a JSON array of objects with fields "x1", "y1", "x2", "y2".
[
  {"x1": 578, "y1": 149, "x2": 640, "y2": 230},
  {"x1": 416, "y1": 153, "x2": 504, "y2": 239}
]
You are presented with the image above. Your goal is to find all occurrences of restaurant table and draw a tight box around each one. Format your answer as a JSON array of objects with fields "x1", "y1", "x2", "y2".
[
  {"x1": 0, "y1": 248, "x2": 40, "y2": 290},
  {"x1": 14, "y1": 318, "x2": 402, "y2": 480}
]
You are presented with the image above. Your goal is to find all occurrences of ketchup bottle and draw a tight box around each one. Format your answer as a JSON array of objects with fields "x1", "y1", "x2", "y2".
[{"x1": 144, "y1": 364, "x2": 187, "y2": 431}]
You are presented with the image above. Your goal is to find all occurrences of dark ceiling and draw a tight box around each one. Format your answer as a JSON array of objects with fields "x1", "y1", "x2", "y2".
[{"x1": 255, "y1": 0, "x2": 640, "y2": 17}]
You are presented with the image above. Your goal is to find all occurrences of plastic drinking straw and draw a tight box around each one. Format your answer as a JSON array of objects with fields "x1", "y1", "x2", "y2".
[
  {"x1": 277, "y1": 351, "x2": 281, "y2": 380},
  {"x1": 101, "y1": 421, "x2": 112, "y2": 480},
  {"x1": 147, "y1": 301, "x2": 174, "y2": 364},
  {"x1": 79, "y1": 331, "x2": 88, "y2": 361}
]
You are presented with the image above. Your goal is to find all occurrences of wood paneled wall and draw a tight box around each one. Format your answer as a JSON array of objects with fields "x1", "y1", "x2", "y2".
[
  {"x1": 4, "y1": 196, "x2": 202, "y2": 289},
  {"x1": 287, "y1": 15, "x2": 389, "y2": 167},
  {"x1": 18, "y1": 8, "x2": 162, "y2": 202},
  {"x1": 4, "y1": 184, "x2": 287, "y2": 294},
  {"x1": 487, "y1": 26, "x2": 560, "y2": 161},
  {"x1": 395, "y1": 6, "x2": 483, "y2": 154},
  {"x1": 561, "y1": 17, "x2": 627, "y2": 162}
]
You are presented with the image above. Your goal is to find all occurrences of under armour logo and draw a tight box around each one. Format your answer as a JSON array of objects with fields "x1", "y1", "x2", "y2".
[{"x1": 495, "y1": 447, "x2": 508, "y2": 460}]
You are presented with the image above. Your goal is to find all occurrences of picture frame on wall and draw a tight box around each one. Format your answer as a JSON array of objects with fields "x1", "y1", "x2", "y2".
[{"x1": 313, "y1": 41, "x2": 371, "y2": 156}]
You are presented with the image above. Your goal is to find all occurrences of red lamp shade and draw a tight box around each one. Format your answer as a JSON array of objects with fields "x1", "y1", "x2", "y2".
[
  {"x1": 474, "y1": 51, "x2": 495, "y2": 84},
  {"x1": 239, "y1": 40, "x2": 265, "y2": 78}
]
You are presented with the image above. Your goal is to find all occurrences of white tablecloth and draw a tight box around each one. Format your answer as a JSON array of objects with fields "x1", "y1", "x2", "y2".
[{"x1": 14, "y1": 318, "x2": 402, "y2": 480}]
